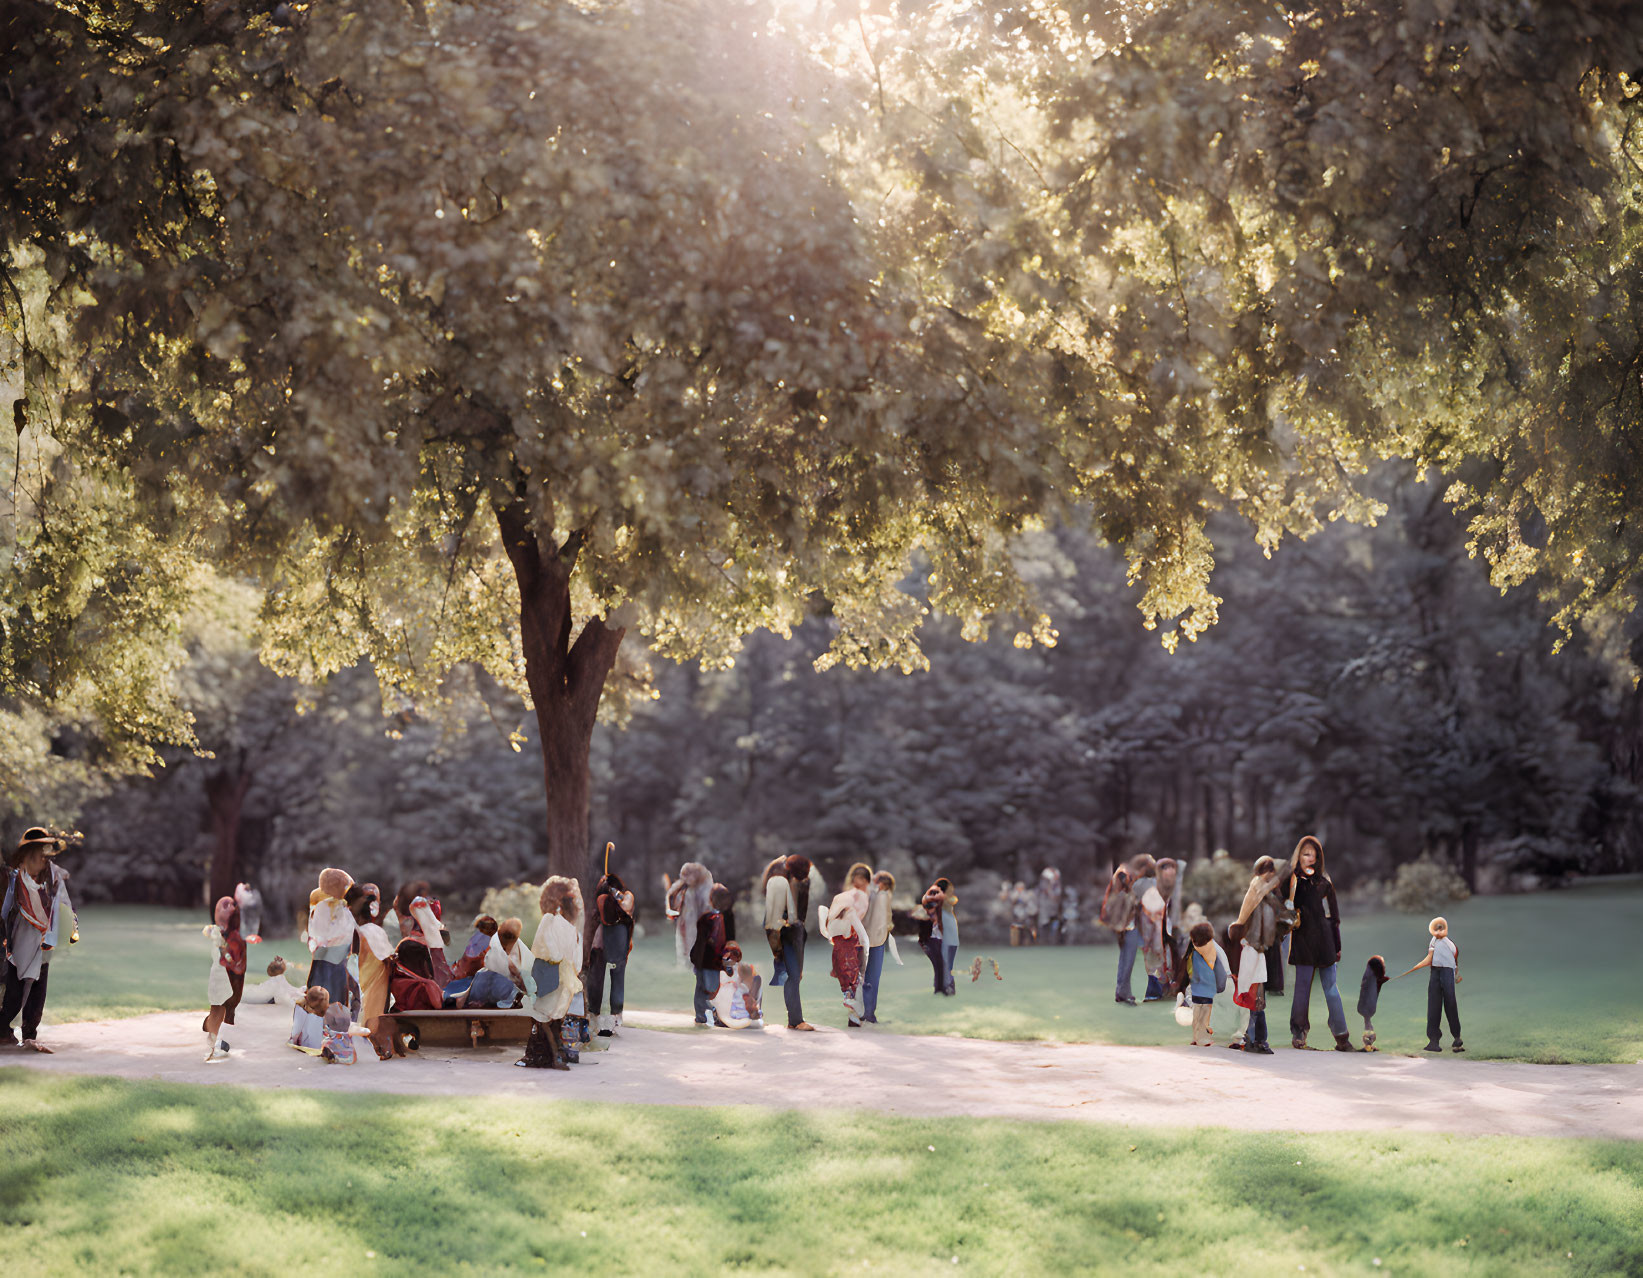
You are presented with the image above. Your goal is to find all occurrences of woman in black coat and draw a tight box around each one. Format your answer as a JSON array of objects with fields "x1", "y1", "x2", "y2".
[{"x1": 1281, "y1": 835, "x2": 1354, "y2": 1051}]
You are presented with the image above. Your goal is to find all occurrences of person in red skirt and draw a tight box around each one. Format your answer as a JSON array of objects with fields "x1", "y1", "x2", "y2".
[{"x1": 822, "y1": 863, "x2": 873, "y2": 1028}]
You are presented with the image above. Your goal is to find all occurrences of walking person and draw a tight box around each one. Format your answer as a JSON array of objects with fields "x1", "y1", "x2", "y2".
[
  {"x1": 763, "y1": 855, "x2": 815, "y2": 1031},
  {"x1": 919, "y1": 878, "x2": 960, "y2": 995},
  {"x1": 691, "y1": 885, "x2": 731, "y2": 1025},
  {"x1": 861, "y1": 871, "x2": 896, "y2": 1024},
  {"x1": 1, "y1": 828, "x2": 68, "y2": 1053},
  {"x1": 588, "y1": 866, "x2": 635, "y2": 1037},
  {"x1": 1101, "y1": 855, "x2": 1153, "y2": 1006},
  {"x1": 821, "y1": 864, "x2": 872, "y2": 1027},
  {"x1": 1281, "y1": 835, "x2": 1354, "y2": 1052},
  {"x1": 1230, "y1": 851, "x2": 1292, "y2": 1055}
]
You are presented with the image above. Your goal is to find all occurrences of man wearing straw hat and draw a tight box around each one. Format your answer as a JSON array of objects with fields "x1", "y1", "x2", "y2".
[{"x1": 1, "y1": 827, "x2": 70, "y2": 1052}]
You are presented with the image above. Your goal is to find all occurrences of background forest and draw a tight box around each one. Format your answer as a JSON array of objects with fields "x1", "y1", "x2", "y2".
[{"x1": 30, "y1": 468, "x2": 1641, "y2": 932}]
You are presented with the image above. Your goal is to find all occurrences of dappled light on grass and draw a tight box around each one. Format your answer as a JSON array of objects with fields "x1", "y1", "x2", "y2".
[{"x1": 3, "y1": 1072, "x2": 1641, "y2": 1273}]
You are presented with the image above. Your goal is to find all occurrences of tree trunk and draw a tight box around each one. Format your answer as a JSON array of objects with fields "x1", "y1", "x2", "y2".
[
  {"x1": 204, "y1": 752, "x2": 252, "y2": 906},
  {"x1": 496, "y1": 500, "x2": 626, "y2": 903}
]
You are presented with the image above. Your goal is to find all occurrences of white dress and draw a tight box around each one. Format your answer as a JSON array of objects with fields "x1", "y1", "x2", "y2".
[{"x1": 204, "y1": 925, "x2": 234, "y2": 1004}]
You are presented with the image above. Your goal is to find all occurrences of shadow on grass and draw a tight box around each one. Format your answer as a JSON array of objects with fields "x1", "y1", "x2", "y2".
[{"x1": 2, "y1": 1069, "x2": 1640, "y2": 1275}]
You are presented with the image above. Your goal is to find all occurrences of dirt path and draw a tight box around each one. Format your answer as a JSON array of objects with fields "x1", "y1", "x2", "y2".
[{"x1": 6, "y1": 1005, "x2": 1640, "y2": 1141}]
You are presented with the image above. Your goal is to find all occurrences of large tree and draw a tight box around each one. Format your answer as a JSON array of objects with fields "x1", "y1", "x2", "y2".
[{"x1": 6, "y1": 0, "x2": 1643, "y2": 896}]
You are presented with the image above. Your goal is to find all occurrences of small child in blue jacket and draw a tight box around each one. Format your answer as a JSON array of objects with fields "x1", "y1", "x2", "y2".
[{"x1": 1184, "y1": 921, "x2": 1229, "y2": 1046}]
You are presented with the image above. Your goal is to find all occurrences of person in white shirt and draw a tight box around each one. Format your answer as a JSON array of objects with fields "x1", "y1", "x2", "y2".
[
  {"x1": 1400, "y1": 915, "x2": 1463, "y2": 1053},
  {"x1": 241, "y1": 955, "x2": 305, "y2": 1006},
  {"x1": 468, "y1": 917, "x2": 529, "y2": 1007}
]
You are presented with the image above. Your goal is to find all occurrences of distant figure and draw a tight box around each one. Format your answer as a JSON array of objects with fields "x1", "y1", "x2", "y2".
[
  {"x1": 234, "y1": 882, "x2": 264, "y2": 942},
  {"x1": 1009, "y1": 881, "x2": 1032, "y2": 946},
  {"x1": 1034, "y1": 868, "x2": 1062, "y2": 945},
  {"x1": 1059, "y1": 886, "x2": 1080, "y2": 945}
]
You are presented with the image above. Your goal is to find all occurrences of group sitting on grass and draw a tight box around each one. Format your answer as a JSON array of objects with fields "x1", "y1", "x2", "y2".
[{"x1": 1102, "y1": 833, "x2": 1465, "y2": 1055}]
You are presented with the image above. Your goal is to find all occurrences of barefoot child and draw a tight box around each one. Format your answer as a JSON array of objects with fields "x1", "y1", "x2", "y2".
[
  {"x1": 1399, "y1": 916, "x2": 1463, "y2": 1053},
  {"x1": 1181, "y1": 921, "x2": 1229, "y2": 1046}
]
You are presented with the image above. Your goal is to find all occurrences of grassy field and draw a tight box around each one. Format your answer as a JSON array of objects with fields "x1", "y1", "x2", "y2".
[
  {"x1": 36, "y1": 878, "x2": 1640, "y2": 1062},
  {"x1": 1, "y1": 1070, "x2": 1638, "y2": 1276}
]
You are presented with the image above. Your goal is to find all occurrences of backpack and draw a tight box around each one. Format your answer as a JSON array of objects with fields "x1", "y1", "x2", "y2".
[{"x1": 1098, "y1": 870, "x2": 1135, "y2": 933}]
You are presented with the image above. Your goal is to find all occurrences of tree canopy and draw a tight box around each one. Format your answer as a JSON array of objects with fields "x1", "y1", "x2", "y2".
[{"x1": 5, "y1": 0, "x2": 1643, "y2": 882}]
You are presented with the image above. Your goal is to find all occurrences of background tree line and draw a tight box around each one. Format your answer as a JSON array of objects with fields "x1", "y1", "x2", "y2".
[{"x1": 42, "y1": 470, "x2": 1640, "y2": 928}]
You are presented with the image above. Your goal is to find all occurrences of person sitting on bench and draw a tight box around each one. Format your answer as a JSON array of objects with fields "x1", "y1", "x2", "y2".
[{"x1": 466, "y1": 917, "x2": 529, "y2": 1008}]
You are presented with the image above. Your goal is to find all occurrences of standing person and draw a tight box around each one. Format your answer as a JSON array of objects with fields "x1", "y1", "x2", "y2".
[
  {"x1": 348, "y1": 883, "x2": 400, "y2": 1060},
  {"x1": 1060, "y1": 885, "x2": 1080, "y2": 945},
  {"x1": 306, "y1": 868, "x2": 356, "y2": 1005},
  {"x1": 1232, "y1": 852, "x2": 1292, "y2": 1056},
  {"x1": 519, "y1": 877, "x2": 584, "y2": 1070},
  {"x1": 202, "y1": 895, "x2": 248, "y2": 1031},
  {"x1": 762, "y1": 855, "x2": 815, "y2": 1031},
  {"x1": 1101, "y1": 855, "x2": 1153, "y2": 1007},
  {"x1": 861, "y1": 870, "x2": 896, "y2": 1025},
  {"x1": 588, "y1": 868, "x2": 635, "y2": 1038},
  {"x1": 1009, "y1": 882, "x2": 1032, "y2": 946},
  {"x1": 920, "y1": 879, "x2": 960, "y2": 996},
  {"x1": 690, "y1": 885, "x2": 732, "y2": 1025},
  {"x1": 1281, "y1": 835, "x2": 1354, "y2": 1052},
  {"x1": 1178, "y1": 920, "x2": 1229, "y2": 1046},
  {"x1": 1034, "y1": 868, "x2": 1062, "y2": 946},
  {"x1": 1400, "y1": 917, "x2": 1464, "y2": 1053},
  {"x1": 821, "y1": 865, "x2": 872, "y2": 1027},
  {"x1": 2, "y1": 829, "x2": 68, "y2": 1053},
  {"x1": 665, "y1": 862, "x2": 713, "y2": 969},
  {"x1": 201, "y1": 897, "x2": 242, "y2": 1061},
  {"x1": 1140, "y1": 858, "x2": 1183, "y2": 1001}
]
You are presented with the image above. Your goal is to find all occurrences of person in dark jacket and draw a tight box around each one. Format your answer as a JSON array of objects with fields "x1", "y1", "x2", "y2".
[
  {"x1": 1282, "y1": 834, "x2": 1353, "y2": 1051},
  {"x1": 691, "y1": 884, "x2": 732, "y2": 1025},
  {"x1": 1357, "y1": 954, "x2": 1389, "y2": 1051}
]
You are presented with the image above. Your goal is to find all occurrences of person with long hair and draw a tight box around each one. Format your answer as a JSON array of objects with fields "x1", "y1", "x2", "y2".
[
  {"x1": 588, "y1": 868, "x2": 635, "y2": 1037},
  {"x1": 918, "y1": 877, "x2": 960, "y2": 996},
  {"x1": 861, "y1": 869, "x2": 897, "y2": 1024},
  {"x1": 762, "y1": 854, "x2": 816, "y2": 1031},
  {"x1": 519, "y1": 876, "x2": 584, "y2": 1070},
  {"x1": 393, "y1": 880, "x2": 453, "y2": 987}
]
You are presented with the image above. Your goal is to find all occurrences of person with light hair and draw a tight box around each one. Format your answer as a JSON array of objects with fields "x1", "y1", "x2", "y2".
[{"x1": 518, "y1": 877, "x2": 583, "y2": 1070}]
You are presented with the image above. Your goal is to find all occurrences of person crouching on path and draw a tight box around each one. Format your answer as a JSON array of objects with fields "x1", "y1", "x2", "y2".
[
  {"x1": 822, "y1": 865, "x2": 873, "y2": 1027},
  {"x1": 691, "y1": 885, "x2": 732, "y2": 1025},
  {"x1": 519, "y1": 876, "x2": 584, "y2": 1070},
  {"x1": 2, "y1": 829, "x2": 69, "y2": 1053},
  {"x1": 861, "y1": 870, "x2": 896, "y2": 1024},
  {"x1": 763, "y1": 855, "x2": 816, "y2": 1031},
  {"x1": 1281, "y1": 835, "x2": 1354, "y2": 1052},
  {"x1": 1231, "y1": 852, "x2": 1292, "y2": 1056}
]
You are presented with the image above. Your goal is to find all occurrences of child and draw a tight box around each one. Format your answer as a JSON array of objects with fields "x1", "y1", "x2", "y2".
[
  {"x1": 319, "y1": 1001, "x2": 371, "y2": 1064},
  {"x1": 690, "y1": 885, "x2": 730, "y2": 1025},
  {"x1": 202, "y1": 897, "x2": 243, "y2": 1062},
  {"x1": 289, "y1": 986, "x2": 330, "y2": 1054},
  {"x1": 1400, "y1": 916, "x2": 1463, "y2": 1053},
  {"x1": 711, "y1": 954, "x2": 765, "y2": 1028},
  {"x1": 242, "y1": 955, "x2": 305, "y2": 1006},
  {"x1": 1183, "y1": 920, "x2": 1228, "y2": 1047},
  {"x1": 1221, "y1": 922, "x2": 1250, "y2": 1049},
  {"x1": 1358, "y1": 955, "x2": 1390, "y2": 1051}
]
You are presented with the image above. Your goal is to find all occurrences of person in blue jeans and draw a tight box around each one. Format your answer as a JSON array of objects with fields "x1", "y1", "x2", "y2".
[
  {"x1": 919, "y1": 878, "x2": 960, "y2": 995},
  {"x1": 861, "y1": 870, "x2": 895, "y2": 1023},
  {"x1": 588, "y1": 870, "x2": 635, "y2": 1037},
  {"x1": 690, "y1": 885, "x2": 732, "y2": 1025},
  {"x1": 1103, "y1": 855, "x2": 1154, "y2": 1005},
  {"x1": 763, "y1": 855, "x2": 815, "y2": 1031},
  {"x1": 1282, "y1": 835, "x2": 1354, "y2": 1051}
]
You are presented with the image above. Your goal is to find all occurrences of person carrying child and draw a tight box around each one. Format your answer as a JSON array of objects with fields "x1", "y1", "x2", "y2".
[{"x1": 1399, "y1": 916, "x2": 1464, "y2": 1053}]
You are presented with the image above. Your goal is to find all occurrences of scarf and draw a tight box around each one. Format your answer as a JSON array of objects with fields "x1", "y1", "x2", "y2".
[
  {"x1": 1192, "y1": 940, "x2": 1218, "y2": 969},
  {"x1": 15, "y1": 871, "x2": 49, "y2": 933}
]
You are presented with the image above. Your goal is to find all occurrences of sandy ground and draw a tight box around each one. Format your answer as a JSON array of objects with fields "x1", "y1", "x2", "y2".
[{"x1": 5, "y1": 1005, "x2": 1640, "y2": 1140}]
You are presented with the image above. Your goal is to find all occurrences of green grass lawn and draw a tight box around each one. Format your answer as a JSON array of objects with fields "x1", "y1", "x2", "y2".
[
  {"x1": 38, "y1": 879, "x2": 1640, "y2": 1062},
  {"x1": 1, "y1": 1070, "x2": 1638, "y2": 1276}
]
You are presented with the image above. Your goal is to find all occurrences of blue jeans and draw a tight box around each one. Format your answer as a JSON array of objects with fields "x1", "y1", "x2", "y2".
[
  {"x1": 587, "y1": 921, "x2": 630, "y2": 1016},
  {"x1": 780, "y1": 926, "x2": 806, "y2": 1027},
  {"x1": 941, "y1": 943, "x2": 958, "y2": 995},
  {"x1": 1115, "y1": 928, "x2": 1141, "y2": 999},
  {"x1": 693, "y1": 966, "x2": 721, "y2": 1022},
  {"x1": 862, "y1": 943, "x2": 886, "y2": 1018},
  {"x1": 466, "y1": 969, "x2": 518, "y2": 1007},
  {"x1": 1291, "y1": 962, "x2": 1347, "y2": 1042}
]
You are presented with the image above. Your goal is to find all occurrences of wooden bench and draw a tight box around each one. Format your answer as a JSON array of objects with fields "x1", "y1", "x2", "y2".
[{"x1": 390, "y1": 1007, "x2": 535, "y2": 1049}]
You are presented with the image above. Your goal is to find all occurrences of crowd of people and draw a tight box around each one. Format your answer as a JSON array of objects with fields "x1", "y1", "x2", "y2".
[
  {"x1": 1099, "y1": 834, "x2": 1465, "y2": 1054},
  {"x1": 3, "y1": 827, "x2": 1464, "y2": 1060}
]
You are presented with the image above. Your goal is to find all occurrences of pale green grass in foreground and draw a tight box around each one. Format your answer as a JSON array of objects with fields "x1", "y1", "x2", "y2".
[
  {"x1": 46, "y1": 882, "x2": 1638, "y2": 1062},
  {"x1": 1, "y1": 1070, "x2": 1638, "y2": 1276}
]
